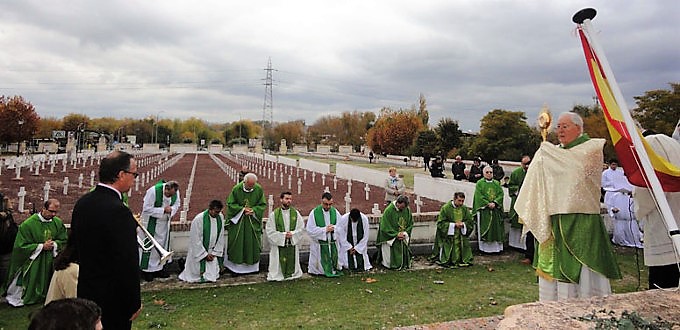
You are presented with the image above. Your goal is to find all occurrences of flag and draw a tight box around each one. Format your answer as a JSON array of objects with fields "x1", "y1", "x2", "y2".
[{"x1": 577, "y1": 29, "x2": 680, "y2": 192}]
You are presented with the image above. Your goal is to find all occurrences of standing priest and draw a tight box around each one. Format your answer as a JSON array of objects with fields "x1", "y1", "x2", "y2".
[
  {"x1": 265, "y1": 191, "x2": 305, "y2": 281},
  {"x1": 224, "y1": 173, "x2": 266, "y2": 275},
  {"x1": 139, "y1": 180, "x2": 180, "y2": 281},
  {"x1": 5, "y1": 199, "x2": 67, "y2": 306}
]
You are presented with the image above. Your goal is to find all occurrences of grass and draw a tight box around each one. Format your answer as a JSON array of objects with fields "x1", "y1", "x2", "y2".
[{"x1": 0, "y1": 247, "x2": 647, "y2": 330}]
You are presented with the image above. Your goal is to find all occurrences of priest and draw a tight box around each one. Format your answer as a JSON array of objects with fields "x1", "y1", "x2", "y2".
[
  {"x1": 179, "y1": 200, "x2": 225, "y2": 283},
  {"x1": 376, "y1": 195, "x2": 413, "y2": 270},
  {"x1": 5, "y1": 199, "x2": 68, "y2": 306},
  {"x1": 431, "y1": 192, "x2": 474, "y2": 267},
  {"x1": 224, "y1": 173, "x2": 266, "y2": 275},
  {"x1": 337, "y1": 208, "x2": 372, "y2": 271},
  {"x1": 265, "y1": 191, "x2": 305, "y2": 281},
  {"x1": 473, "y1": 166, "x2": 505, "y2": 253},
  {"x1": 306, "y1": 192, "x2": 343, "y2": 277}
]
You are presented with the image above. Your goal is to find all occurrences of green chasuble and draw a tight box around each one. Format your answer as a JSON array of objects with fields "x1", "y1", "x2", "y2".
[
  {"x1": 473, "y1": 179, "x2": 505, "y2": 243},
  {"x1": 313, "y1": 205, "x2": 342, "y2": 277},
  {"x1": 507, "y1": 167, "x2": 527, "y2": 228},
  {"x1": 537, "y1": 134, "x2": 622, "y2": 283},
  {"x1": 376, "y1": 202, "x2": 414, "y2": 270},
  {"x1": 433, "y1": 201, "x2": 474, "y2": 267},
  {"x1": 5, "y1": 213, "x2": 68, "y2": 305},
  {"x1": 226, "y1": 182, "x2": 266, "y2": 265},
  {"x1": 274, "y1": 207, "x2": 297, "y2": 278}
]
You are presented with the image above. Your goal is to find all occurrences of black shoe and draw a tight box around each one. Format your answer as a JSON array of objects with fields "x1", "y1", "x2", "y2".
[{"x1": 142, "y1": 272, "x2": 154, "y2": 282}]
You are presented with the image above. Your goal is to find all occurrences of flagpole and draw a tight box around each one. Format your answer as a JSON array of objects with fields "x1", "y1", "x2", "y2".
[{"x1": 573, "y1": 8, "x2": 680, "y2": 255}]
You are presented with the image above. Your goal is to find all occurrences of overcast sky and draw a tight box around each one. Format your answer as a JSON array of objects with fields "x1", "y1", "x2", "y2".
[{"x1": 1, "y1": 1, "x2": 677, "y2": 132}]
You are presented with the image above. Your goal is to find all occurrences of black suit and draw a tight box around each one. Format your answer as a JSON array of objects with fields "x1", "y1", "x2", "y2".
[{"x1": 71, "y1": 185, "x2": 141, "y2": 330}]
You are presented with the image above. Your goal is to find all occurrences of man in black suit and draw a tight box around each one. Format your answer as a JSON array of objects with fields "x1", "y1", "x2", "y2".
[{"x1": 71, "y1": 151, "x2": 142, "y2": 329}]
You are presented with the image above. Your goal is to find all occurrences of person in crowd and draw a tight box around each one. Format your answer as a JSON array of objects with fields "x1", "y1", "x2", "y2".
[
  {"x1": 430, "y1": 156, "x2": 445, "y2": 178},
  {"x1": 0, "y1": 194, "x2": 18, "y2": 291},
  {"x1": 28, "y1": 297, "x2": 103, "y2": 330},
  {"x1": 265, "y1": 192, "x2": 305, "y2": 281},
  {"x1": 423, "y1": 153, "x2": 431, "y2": 172},
  {"x1": 490, "y1": 159, "x2": 505, "y2": 181},
  {"x1": 468, "y1": 157, "x2": 484, "y2": 183},
  {"x1": 430, "y1": 192, "x2": 474, "y2": 267},
  {"x1": 515, "y1": 112, "x2": 621, "y2": 301},
  {"x1": 602, "y1": 159, "x2": 643, "y2": 248},
  {"x1": 634, "y1": 133, "x2": 680, "y2": 289},
  {"x1": 376, "y1": 195, "x2": 414, "y2": 270},
  {"x1": 384, "y1": 167, "x2": 406, "y2": 206},
  {"x1": 179, "y1": 200, "x2": 225, "y2": 283},
  {"x1": 306, "y1": 192, "x2": 343, "y2": 277},
  {"x1": 451, "y1": 156, "x2": 467, "y2": 181},
  {"x1": 45, "y1": 243, "x2": 78, "y2": 305},
  {"x1": 368, "y1": 151, "x2": 374, "y2": 163},
  {"x1": 224, "y1": 173, "x2": 266, "y2": 275},
  {"x1": 508, "y1": 155, "x2": 534, "y2": 264},
  {"x1": 71, "y1": 151, "x2": 142, "y2": 329},
  {"x1": 5, "y1": 199, "x2": 67, "y2": 307},
  {"x1": 238, "y1": 165, "x2": 249, "y2": 182},
  {"x1": 473, "y1": 166, "x2": 505, "y2": 253},
  {"x1": 337, "y1": 208, "x2": 372, "y2": 271},
  {"x1": 139, "y1": 180, "x2": 180, "y2": 281}
]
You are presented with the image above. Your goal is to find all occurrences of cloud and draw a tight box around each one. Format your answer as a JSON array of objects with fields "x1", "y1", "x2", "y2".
[{"x1": 0, "y1": 0, "x2": 677, "y2": 131}]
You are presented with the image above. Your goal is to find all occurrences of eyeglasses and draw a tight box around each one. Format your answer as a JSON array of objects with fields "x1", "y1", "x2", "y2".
[
  {"x1": 45, "y1": 209, "x2": 59, "y2": 213},
  {"x1": 123, "y1": 170, "x2": 139, "y2": 178}
]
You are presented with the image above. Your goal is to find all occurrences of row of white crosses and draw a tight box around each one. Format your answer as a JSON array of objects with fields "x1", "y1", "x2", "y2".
[{"x1": 177, "y1": 153, "x2": 198, "y2": 223}]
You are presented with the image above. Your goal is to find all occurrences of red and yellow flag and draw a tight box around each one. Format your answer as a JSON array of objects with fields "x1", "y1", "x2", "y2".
[{"x1": 577, "y1": 29, "x2": 680, "y2": 192}]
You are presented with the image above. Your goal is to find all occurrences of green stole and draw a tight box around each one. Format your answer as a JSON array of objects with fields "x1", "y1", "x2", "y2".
[
  {"x1": 346, "y1": 218, "x2": 365, "y2": 271},
  {"x1": 140, "y1": 180, "x2": 177, "y2": 269},
  {"x1": 199, "y1": 210, "x2": 223, "y2": 282},
  {"x1": 274, "y1": 207, "x2": 298, "y2": 278},
  {"x1": 313, "y1": 205, "x2": 341, "y2": 277}
]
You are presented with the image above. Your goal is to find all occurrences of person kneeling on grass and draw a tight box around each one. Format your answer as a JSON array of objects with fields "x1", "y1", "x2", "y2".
[
  {"x1": 430, "y1": 192, "x2": 474, "y2": 268},
  {"x1": 376, "y1": 195, "x2": 414, "y2": 270},
  {"x1": 179, "y1": 200, "x2": 225, "y2": 283}
]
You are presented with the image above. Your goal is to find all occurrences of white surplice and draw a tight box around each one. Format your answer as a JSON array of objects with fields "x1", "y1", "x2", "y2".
[
  {"x1": 336, "y1": 212, "x2": 372, "y2": 271},
  {"x1": 265, "y1": 208, "x2": 305, "y2": 281},
  {"x1": 178, "y1": 211, "x2": 225, "y2": 283}
]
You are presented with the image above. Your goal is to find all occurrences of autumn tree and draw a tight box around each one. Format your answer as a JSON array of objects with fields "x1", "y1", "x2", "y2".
[
  {"x1": 62, "y1": 113, "x2": 91, "y2": 132},
  {"x1": 308, "y1": 111, "x2": 375, "y2": 149},
  {"x1": 367, "y1": 107, "x2": 425, "y2": 155},
  {"x1": 632, "y1": 82, "x2": 679, "y2": 136},
  {"x1": 271, "y1": 120, "x2": 305, "y2": 149},
  {"x1": 0, "y1": 95, "x2": 40, "y2": 144},
  {"x1": 36, "y1": 117, "x2": 63, "y2": 139},
  {"x1": 225, "y1": 120, "x2": 260, "y2": 145},
  {"x1": 466, "y1": 109, "x2": 540, "y2": 161}
]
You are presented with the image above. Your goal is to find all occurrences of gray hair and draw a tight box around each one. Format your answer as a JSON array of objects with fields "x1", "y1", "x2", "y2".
[
  {"x1": 244, "y1": 172, "x2": 258, "y2": 182},
  {"x1": 559, "y1": 112, "x2": 584, "y2": 134}
]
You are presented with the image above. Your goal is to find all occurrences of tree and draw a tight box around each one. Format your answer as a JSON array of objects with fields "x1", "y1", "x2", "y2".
[
  {"x1": 62, "y1": 113, "x2": 90, "y2": 132},
  {"x1": 308, "y1": 111, "x2": 375, "y2": 149},
  {"x1": 466, "y1": 109, "x2": 540, "y2": 161},
  {"x1": 412, "y1": 129, "x2": 439, "y2": 157},
  {"x1": 632, "y1": 83, "x2": 680, "y2": 136},
  {"x1": 0, "y1": 95, "x2": 40, "y2": 145},
  {"x1": 225, "y1": 120, "x2": 259, "y2": 146},
  {"x1": 271, "y1": 120, "x2": 305, "y2": 149},
  {"x1": 36, "y1": 117, "x2": 63, "y2": 139},
  {"x1": 366, "y1": 107, "x2": 425, "y2": 155},
  {"x1": 435, "y1": 117, "x2": 462, "y2": 157},
  {"x1": 417, "y1": 93, "x2": 429, "y2": 127}
]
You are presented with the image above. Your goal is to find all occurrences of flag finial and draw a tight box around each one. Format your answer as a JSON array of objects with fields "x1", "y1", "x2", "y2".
[{"x1": 572, "y1": 8, "x2": 597, "y2": 24}]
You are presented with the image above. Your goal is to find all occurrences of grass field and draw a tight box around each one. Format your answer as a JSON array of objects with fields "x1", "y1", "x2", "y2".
[{"x1": 0, "y1": 247, "x2": 647, "y2": 329}]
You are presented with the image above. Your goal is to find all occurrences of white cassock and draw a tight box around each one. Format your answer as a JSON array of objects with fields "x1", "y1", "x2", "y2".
[
  {"x1": 178, "y1": 211, "x2": 225, "y2": 283},
  {"x1": 306, "y1": 207, "x2": 343, "y2": 276},
  {"x1": 265, "y1": 208, "x2": 305, "y2": 281},
  {"x1": 139, "y1": 184, "x2": 180, "y2": 272},
  {"x1": 602, "y1": 167, "x2": 643, "y2": 248},
  {"x1": 336, "y1": 212, "x2": 372, "y2": 271}
]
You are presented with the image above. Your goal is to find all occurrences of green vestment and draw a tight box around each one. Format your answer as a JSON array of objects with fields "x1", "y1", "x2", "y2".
[
  {"x1": 376, "y1": 202, "x2": 414, "y2": 270},
  {"x1": 5, "y1": 213, "x2": 67, "y2": 305},
  {"x1": 226, "y1": 182, "x2": 266, "y2": 265},
  {"x1": 507, "y1": 167, "x2": 527, "y2": 228},
  {"x1": 274, "y1": 207, "x2": 297, "y2": 278},
  {"x1": 432, "y1": 201, "x2": 474, "y2": 267},
  {"x1": 473, "y1": 179, "x2": 505, "y2": 243},
  {"x1": 537, "y1": 134, "x2": 622, "y2": 282}
]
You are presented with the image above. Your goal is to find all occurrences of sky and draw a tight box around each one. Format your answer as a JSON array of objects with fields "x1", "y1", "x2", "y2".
[{"x1": 0, "y1": 1, "x2": 678, "y2": 132}]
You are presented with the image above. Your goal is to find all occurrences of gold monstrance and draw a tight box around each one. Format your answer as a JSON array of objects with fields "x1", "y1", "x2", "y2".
[{"x1": 538, "y1": 104, "x2": 552, "y2": 142}]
